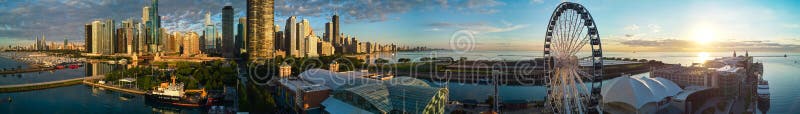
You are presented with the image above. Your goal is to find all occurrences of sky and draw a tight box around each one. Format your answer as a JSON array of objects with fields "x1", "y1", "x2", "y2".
[{"x1": 1, "y1": 0, "x2": 799, "y2": 52}]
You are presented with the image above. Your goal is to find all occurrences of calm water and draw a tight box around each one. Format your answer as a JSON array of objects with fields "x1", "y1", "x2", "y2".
[
  {"x1": 404, "y1": 51, "x2": 796, "y2": 113},
  {"x1": 0, "y1": 51, "x2": 797, "y2": 113},
  {"x1": 0, "y1": 66, "x2": 85, "y2": 85},
  {"x1": 0, "y1": 58, "x2": 201, "y2": 113}
]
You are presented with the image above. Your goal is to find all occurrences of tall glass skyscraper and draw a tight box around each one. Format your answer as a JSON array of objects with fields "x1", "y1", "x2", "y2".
[
  {"x1": 147, "y1": 0, "x2": 161, "y2": 53},
  {"x1": 204, "y1": 12, "x2": 216, "y2": 52}
]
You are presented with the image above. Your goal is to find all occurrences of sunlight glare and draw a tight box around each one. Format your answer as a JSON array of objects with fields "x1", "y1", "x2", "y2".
[
  {"x1": 692, "y1": 28, "x2": 715, "y2": 44},
  {"x1": 696, "y1": 52, "x2": 711, "y2": 63}
]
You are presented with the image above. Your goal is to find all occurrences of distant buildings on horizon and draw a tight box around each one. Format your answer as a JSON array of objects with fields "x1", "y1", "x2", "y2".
[{"x1": 8, "y1": 0, "x2": 431, "y2": 61}]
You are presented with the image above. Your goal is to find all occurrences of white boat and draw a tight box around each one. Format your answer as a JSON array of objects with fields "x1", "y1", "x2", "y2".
[{"x1": 757, "y1": 80, "x2": 769, "y2": 98}]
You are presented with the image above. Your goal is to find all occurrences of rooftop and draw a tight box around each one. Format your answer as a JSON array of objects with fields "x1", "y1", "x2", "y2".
[
  {"x1": 602, "y1": 76, "x2": 683, "y2": 109},
  {"x1": 278, "y1": 78, "x2": 331, "y2": 93}
]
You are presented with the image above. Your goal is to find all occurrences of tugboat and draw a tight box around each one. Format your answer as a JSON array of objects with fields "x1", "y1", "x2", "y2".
[{"x1": 145, "y1": 76, "x2": 209, "y2": 108}]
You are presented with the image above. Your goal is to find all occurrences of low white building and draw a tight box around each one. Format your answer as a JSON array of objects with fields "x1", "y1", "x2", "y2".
[{"x1": 601, "y1": 76, "x2": 683, "y2": 113}]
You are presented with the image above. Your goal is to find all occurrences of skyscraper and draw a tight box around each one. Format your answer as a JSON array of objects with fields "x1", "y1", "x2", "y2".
[
  {"x1": 318, "y1": 41, "x2": 334, "y2": 56},
  {"x1": 199, "y1": 31, "x2": 206, "y2": 53},
  {"x1": 203, "y1": 12, "x2": 217, "y2": 50},
  {"x1": 167, "y1": 31, "x2": 181, "y2": 53},
  {"x1": 274, "y1": 25, "x2": 283, "y2": 52},
  {"x1": 222, "y1": 6, "x2": 235, "y2": 58},
  {"x1": 182, "y1": 32, "x2": 200, "y2": 57},
  {"x1": 136, "y1": 22, "x2": 146, "y2": 54},
  {"x1": 115, "y1": 28, "x2": 125, "y2": 53},
  {"x1": 295, "y1": 19, "x2": 308, "y2": 57},
  {"x1": 325, "y1": 22, "x2": 333, "y2": 42},
  {"x1": 246, "y1": 0, "x2": 275, "y2": 60},
  {"x1": 85, "y1": 24, "x2": 92, "y2": 53},
  {"x1": 105, "y1": 19, "x2": 115, "y2": 54},
  {"x1": 333, "y1": 14, "x2": 340, "y2": 46},
  {"x1": 147, "y1": 0, "x2": 161, "y2": 53},
  {"x1": 285, "y1": 16, "x2": 298, "y2": 57},
  {"x1": 237, "y1": 17, "x2": 246, "y2": 54},
  {"x1": 121, "y1": 19, "x2": 134, "y2": 54},
  {"x1": 90, "y1": 20, "x2": 104, "y2": 54},
  {"x1": 300, "y1": 19, "x2": 317, "y2": 57},
  {"x1": 142, "y1": 6, "x2": 150, "y2": 23}
]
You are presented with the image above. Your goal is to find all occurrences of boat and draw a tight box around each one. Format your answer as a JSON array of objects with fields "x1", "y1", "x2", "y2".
[
  {"x1": 68, "y1": 64, "x2": 79, "y2": 69},
  {"x1": 145, "y1": 76, "x2": 209, "y2": 108},
  {"x1": 55, "y1": 65, "x2": 64, "y2": 69},
  {"x1": 757, "y1": 80, "x2": 770, "y2": 113}
]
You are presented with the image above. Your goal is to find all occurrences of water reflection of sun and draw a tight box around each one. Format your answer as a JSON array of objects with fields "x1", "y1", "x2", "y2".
[{"x1": 696, "y1": 52, "x2": 711, "y2": 63}]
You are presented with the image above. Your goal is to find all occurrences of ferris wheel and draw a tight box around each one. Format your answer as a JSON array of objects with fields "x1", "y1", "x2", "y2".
[{"x1": 542, "y1": 2, "x2": 603, "y2": 113}]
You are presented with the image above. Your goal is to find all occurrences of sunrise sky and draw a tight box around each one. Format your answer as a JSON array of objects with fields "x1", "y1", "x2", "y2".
[{"x1": 1, "y1": 0, "x2": 798, "y2": 52}]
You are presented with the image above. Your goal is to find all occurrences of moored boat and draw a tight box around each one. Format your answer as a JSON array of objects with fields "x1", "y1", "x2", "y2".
[{"x1": 145, "y1": 76, "x2": 210, "y2": 108}]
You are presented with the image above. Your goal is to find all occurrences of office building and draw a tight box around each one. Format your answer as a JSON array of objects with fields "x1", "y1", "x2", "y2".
[
  {"x1": 204, "y1": 12, "x2": 216, "y2": 53},
  {"x1": 182, "y1": 32, "x2": 201, "y2": 57},
  {"x1": 236, "y1": 17, "x2": 245, "y2": 54},
  {"x1": 274, "y1": 25, "x2": 284, "y2": 53},
  {"x1": 147, "y1": 0, "x2": 161, "y2": 53},
  {"x1": 324, "y1": 22, "x2": 332, "y2": 42},
  {"x1": 285, "y1": 16, "x2": 300, "y2": 57},
  {"x1": 332, "y1": 14, "x2": 340, "y2": 46},
  {"x1": 318, "y1": 41, "x2": 334, "y2": 56},
  {"x1": 85, "y1": 24, "x2": 92, "y2": 53},
  {"x1": 222, "y1": 6, "x2": 235, "y2": 58}
]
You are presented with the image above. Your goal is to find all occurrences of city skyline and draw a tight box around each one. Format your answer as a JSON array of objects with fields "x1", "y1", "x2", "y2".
[
  {"x1": 276, "y1": 0, "x2": 800, "y2": 52},
  {"x1": 0, "y1": 1, "x2": 797, "y2": 113},
  {"x1": 0, "y1": 0, "x2": 799, "y2": 52}
]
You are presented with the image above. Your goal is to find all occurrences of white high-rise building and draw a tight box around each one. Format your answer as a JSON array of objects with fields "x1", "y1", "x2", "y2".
[
  {"x1": 285, "y1": 16, "x2": 301, "y2": 57},
  {"x1": 91, "y1": 20, "x2": 104, "y2": 54},
  {"x1": 300, "y1": 19, "x2": 318, "y2": 57}
]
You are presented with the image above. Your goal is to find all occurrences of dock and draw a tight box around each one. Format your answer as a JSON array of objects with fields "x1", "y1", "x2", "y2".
[
  {"x1": 82, "y1": 80, "x2": 146, "y2": 95},
  {"x1": 0, "y1": 75, "x2": 147, "y2": 95}
]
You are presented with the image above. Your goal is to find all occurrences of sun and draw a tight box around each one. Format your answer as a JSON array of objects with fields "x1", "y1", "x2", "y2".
[{"x1": 692, "y1": 27, "x2": 715, "y2": 44}]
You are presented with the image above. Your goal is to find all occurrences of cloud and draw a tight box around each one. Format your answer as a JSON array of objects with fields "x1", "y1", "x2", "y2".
[
  {"x1": 531, "y1": 0, "x2": 545, "y2": 4},
  {"x1": 427, "y1": 21, "x2": 529, "y2": 34},
  {"x1": 275, "y1": 0, "x2": 505, "y2": 23},
  {"x1": 647, "y1": 24, "x2": 661, "y2": 33},
  {"x1": 425, "y1": 28, "x2": 442, "y2": 32},
  {"x1": 618, "y1": 39, "x2": 800, "y2": 51},
  {"x1": 624, "y1": 24, "x2": 640, "y2": 31},
  {"x1": 0, "y1": 0, "x2": 246, "y2": 44}
]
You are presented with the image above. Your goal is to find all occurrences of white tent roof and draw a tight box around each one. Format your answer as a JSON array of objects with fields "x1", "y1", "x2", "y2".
[{"x1": 602, "y1": 76, "x2": 683, "y2": 109}]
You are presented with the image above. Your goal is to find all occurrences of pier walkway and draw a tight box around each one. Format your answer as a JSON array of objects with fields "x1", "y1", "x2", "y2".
[
  {"x1": 0, "y1": 75, "x2": 105, "y2": 93},
  {"x1": 82, "y1": 80, "x2": 146, "y2": 95}
]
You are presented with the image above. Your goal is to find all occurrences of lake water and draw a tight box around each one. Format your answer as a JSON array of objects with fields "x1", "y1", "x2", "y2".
[
  {"x1": 0, "y1": 59, "x2": 201, "y2": 113},
  {"x1": 0, "y1": 51, "x2": 797, "y2": 113},
  {"x1": 402, "y1": 51, "x2": 796, "y2": 113}
]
